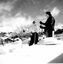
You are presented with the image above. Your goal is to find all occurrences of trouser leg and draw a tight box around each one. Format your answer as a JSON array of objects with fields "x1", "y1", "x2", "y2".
[
  {"x1": 46, "y1": 30, "x2": 52, "y2": 37},
  {"x1": 29, "y1": 33, "x2": 34, "y2": 46},
  {"x1": 52, "y1": 31, "x2": 54, "y2": 37},
  {"x1": 48, "y1": 30, "x2": 52, "y2": 37},
  {"x1": 35, "y1": 33, "x2": 38, "y2": 44}
]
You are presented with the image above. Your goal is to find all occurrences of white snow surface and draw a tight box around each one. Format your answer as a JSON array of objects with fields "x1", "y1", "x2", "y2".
[{"x1": 0, "y1": 37, "x2": 63, "y2": 64}]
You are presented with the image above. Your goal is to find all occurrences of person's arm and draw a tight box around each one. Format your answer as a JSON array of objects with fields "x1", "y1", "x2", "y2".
[
  {"x1": 40, "y1": 25, "x2": 45, "y2": 29},
  {"x1": 40, "y1": 21, "x2": 45, "y2": 25}
]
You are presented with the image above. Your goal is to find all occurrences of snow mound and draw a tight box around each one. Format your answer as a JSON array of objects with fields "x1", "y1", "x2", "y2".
[{"x1": 39, "y1": 37, "x2": 63, "y2": 45}]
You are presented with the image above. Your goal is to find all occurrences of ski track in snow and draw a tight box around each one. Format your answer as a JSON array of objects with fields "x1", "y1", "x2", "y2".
[{"x1": 0, "y1": 37, "x2": 63, "y2": 64}]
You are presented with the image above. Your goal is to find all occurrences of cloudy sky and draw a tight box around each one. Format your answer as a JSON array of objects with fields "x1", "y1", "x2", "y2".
[{"x1": 0, "y1": 0, "x2": 63, "y2": 32}]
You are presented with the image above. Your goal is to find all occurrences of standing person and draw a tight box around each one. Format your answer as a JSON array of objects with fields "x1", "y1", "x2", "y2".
[
  {"x1": 40, "y1": 11, "x2": 55, "y2": 37},
  {"x1": 29, "y1": 21, "x2": 39, "y2": 46}
]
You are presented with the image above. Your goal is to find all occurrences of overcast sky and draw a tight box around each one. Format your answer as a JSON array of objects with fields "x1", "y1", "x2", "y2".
[
  {"x1": 0, "y1": 0, "x2": 63, "y2": 32},
  {"x1": 0, "y1": 0, "x2": 63, "y2": 21}
]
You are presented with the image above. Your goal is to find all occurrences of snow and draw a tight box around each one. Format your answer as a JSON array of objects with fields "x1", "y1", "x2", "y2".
[{"x1": 0, "y1": 37, "x2": 63, "y2": 64}]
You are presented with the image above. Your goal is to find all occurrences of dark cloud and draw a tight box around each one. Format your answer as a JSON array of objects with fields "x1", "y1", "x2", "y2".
[
  {"x1": 0, "y1": 0, "x2": 17, "y2": 17},
  {"x1": 0, "y1": 0, "x2": 63, "y2": 17},
  {"x1": 0, "y1": 0, "x2": 16, "y2": 3},
  {"x1": 11, "y1": 0, "x2": 54, "y2": 17},
  {"x1": 0, "y1": 0, "x2": 63, "y2": 24}
]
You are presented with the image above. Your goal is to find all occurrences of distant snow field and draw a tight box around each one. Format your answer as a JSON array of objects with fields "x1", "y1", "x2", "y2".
[{"x1": 0, "y1": 37, "x2": 63, "y2": 64}]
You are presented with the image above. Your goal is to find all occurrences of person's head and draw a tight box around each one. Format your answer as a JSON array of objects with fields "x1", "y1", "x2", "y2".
[
  {"x1": 33, "y1": 21, "x2": 35, "y2": 24},
  {"x1": 46, "y1": 11, "x2": 52, "y2": 17}
]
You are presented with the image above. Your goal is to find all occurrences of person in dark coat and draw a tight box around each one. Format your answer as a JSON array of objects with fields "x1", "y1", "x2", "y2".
[
  {"x1": 40, "y1": 11, "x2": 55, "y2": 37},
  {"x1": 29, "y1": 21, "x2": 39, "y2": 46}
]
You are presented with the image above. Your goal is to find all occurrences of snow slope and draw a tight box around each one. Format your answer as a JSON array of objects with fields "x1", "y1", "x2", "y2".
[{"x1": 0, "y1": 37, "x2": 63, "y2": 64}]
